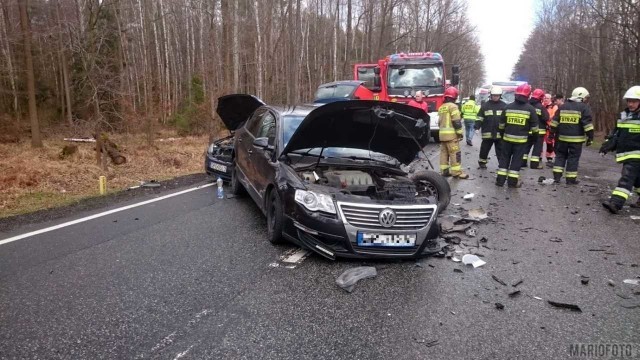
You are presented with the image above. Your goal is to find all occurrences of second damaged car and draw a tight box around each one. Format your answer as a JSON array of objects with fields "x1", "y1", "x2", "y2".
[{"x1": 216, "y1": 94, "x2": 450, "y2": 259}]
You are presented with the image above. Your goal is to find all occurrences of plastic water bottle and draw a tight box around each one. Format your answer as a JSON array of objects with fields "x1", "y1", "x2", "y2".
[{"x1": 216, "y1": 177, "x2": 224, "y2": 199}]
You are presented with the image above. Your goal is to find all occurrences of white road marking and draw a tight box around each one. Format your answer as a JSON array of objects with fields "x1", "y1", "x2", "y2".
[
  {"x1": 151, "y1": 331, "x2": 177, "y2": 352},
  {"x1": 0, "y1": 183, "x2": 215, "y2": 246},
  {"x1": 174, "y1": 345, "x2": 195, "y2": 360}
]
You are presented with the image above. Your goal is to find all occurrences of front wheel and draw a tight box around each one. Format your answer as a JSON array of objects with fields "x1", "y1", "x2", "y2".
[
  {"x1": 230, "y1": 165, "x2": 246, "y2": 196},
  {"x1": 411, "y1": 170, "x2": 451, "y2": 210},
  {"x1": 266, "y1": 189, "x2": 285, "y2": 244}
]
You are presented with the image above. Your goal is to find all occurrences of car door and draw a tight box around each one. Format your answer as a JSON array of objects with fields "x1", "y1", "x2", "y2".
[
  {"x1": 235, "y1": 108, "x2": 266, "y2": 200},
  {"x1": 249, "y1": 110, "x2": 278, "y2": 203}
]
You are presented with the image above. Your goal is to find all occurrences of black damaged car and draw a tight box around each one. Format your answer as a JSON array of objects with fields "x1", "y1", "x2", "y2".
[{"x1": 216, "y1": 94, "x2": 450, "y2": 259}]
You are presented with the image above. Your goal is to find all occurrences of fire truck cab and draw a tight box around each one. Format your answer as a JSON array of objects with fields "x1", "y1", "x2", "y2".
[{"x1": 354, "y1": 52, "x2": 460, "y2": 142}]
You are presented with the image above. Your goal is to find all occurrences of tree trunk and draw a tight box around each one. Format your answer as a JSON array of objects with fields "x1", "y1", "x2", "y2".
[
  {"x1": 19, "y1": 0, "x2": 42, "y2": 147},
  {"x1": 56, "y1": 0, "x2": 73, "y2": 127},
  {"x1": 254, "y1": 0, "x2": 263, "y2": 98}
]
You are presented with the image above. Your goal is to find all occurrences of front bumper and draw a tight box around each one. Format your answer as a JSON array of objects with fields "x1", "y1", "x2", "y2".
[
  {"x1": 204, "y1": 154, "x2": 233, "y2": 181},
  {"x1": 284, "y1": 200, "x2": 440, "y2": 260}
]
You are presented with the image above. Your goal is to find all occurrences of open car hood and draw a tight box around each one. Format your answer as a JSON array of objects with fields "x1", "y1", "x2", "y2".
[
  {"x1": 281, "y1": 100, "x2": 429, "y2": 164},
  {"x1": 216, "y1": 94, "x2": 265, "y2": 131}
]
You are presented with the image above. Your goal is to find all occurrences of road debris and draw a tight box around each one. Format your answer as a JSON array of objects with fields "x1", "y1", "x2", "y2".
[
  {"x1": 547, "y1": 300, "x2": 582, "y2": 312},
  {"x1": 533, "y1": 296, "x2": 543, "y2": 301},
  {"x1": 463, "y1": 193, "x2": 475, "y2": 201},
  {"x1": 424, "y1": 340, "x2": 440, "y2": 348},
  {"x1": 512, "y1": 279, "x2": 524, "y2": 287},
  {"x1": 492, "y1": 275, "x2": 507, "y2": 286},
  {"x1": 623, "y1": 279, "x2": 640, "y2": 285},
  {"x1": 549, "y1": 237, "x2": 563, "y2": 243},
  {"x1": 581, "y1": 278, "x2": 590, "y2": 285},
  {"x1": 453, "y1": 268, "x2": 463, "y2": 273},
  {"x1": 465, "y1": 227, "x2": 478, "y2": 237},
  {"x1": 608, "y1": 279, "x2": 616, "y2": 287},
  {"x1": 630, "y1": 215, "x2": 640, "y2": 220},
  {"x1": 335, "y1": 267, "x2": 377, "y2": 293},
  {"x1": 495, "y1": 303, "x2": 505, "y2": 310},
  {"x1": 467, "y1": 208, "x2": 488, "y2": 220},
  {"x1": 508, "y1": 290, "x2": 521, "y2": 297},
  {"x1": 462, "y1": 254, "x2": 486, "y2": 268}
]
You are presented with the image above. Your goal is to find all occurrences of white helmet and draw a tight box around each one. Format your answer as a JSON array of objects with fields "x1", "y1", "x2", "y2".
[
  {"x1": 490, "y1": 85, "x2": 503, "y2": 95},
  {"x1": 570, "y1": 87, "x2": 589, "y2": 102},
  {"x1": 623, "y1": 86, "x2": 640, "y2": 100}
]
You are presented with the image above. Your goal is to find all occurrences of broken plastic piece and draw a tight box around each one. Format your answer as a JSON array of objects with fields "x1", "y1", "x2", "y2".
[
  {"x1": 512, "y1": 279, "x2": 524, "y2": 287},
  {"x1": 492, "y1": 274, "x2": 507, "y2": 286},
  {"x1": 465, "y1": 227, "x2": 478, "y2": 237},
  {"x1": 453, "y1": 268, "x2": 463, "y2": 273},
  {"x1": 534, "y1": 296, "x2": 543, "y2": 301},
  {"x1": 335, "y1": 267, "x2": 377, "y2": 293},
  {"x1": 462, "y1": 254, "x2": 486, "y2": 268},
  {"x1": 607, "y1": 280, "x2": 615, "y2": 287},
  {"x1": 541, "y1": 179, "x2": 555, "y2": 185},
  {"x1": 495, "y1": 303, "x2": 505, "y2": 310},
  {"x1": 547, "y1": 300, "x2": 582, "y2": 312},
  {"x1": 451, "y1": 256, "x2": 462, "y2": 262},
  {"x1": 467, "y1": 208, "x2": 488, "y2": 220},
  {"x1": 581, "y1": 278, "x2": 589, "y2": 285},
  {"x1": 623, "y1": 279, "x2": 640, "y2": 285},
  {"x1": 508, "y1": 290, "x2": 521, "y2": 297},
  {"x1": 141, "y1": 180, "x2": 161, "y2": 188},
  {"x1": 549, "y1": 237, "x2": 562, "y2": 242},
  {"x1": 630, "y1": 216, "x2": 640, "y2": 220},
  {"x1": 463, "y1": 193, "x2": 475, "y2": 200}
]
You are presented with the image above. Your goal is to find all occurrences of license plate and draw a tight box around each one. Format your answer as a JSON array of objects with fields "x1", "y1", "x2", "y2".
[
  {"x1": 357, "y1": 232, "x2": 416, "y2": 247},
  {"x1": 210, "y1": 163, "x2": 227, "y2": 173}
]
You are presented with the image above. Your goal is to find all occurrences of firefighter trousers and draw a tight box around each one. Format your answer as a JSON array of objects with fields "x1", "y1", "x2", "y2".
[
  {"x1": 440, "y1": 140, "x2": 463, "y2": 176},
  {"x1": 497, "y1": 141, "x2": 527, "y2": 186},
  {"x1": 609, "y1": 161, "x2": 640, "y2": 208},
  {"x1": 479, "y1": 138, "x2": 502, "y2": 166},
  {"x1": 553, "y1": 141, "x2": 583, "y2": 180},
  {"x1": 529, "y1": 135, "x2": 545, "y2": 168}
]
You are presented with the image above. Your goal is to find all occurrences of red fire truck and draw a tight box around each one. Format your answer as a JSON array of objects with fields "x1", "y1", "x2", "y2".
[{"x1": 353, "y1": 52, "x2": 460, "y2": 141}]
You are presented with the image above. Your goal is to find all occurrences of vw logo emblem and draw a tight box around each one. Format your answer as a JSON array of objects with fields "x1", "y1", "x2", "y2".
[{"x1": 379, "y1": 208, "x2": 396, "y2": 228}]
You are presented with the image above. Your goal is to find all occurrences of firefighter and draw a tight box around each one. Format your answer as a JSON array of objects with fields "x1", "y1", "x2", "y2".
[
  {"x1": 549, "y1": 87, "x2": 594, "y2": 184},
  {"x1": 522, "y1": 88, "x2": 550, "y2": 169},
  {"x1": 461, "y1": 95, "x2": 480, "y2": 146},
  {"x1": 496, "y1": 83, "x2": 539, "y2": 188},
  {"x1": 475, "y1": 85, "x2": 506, "y2": 169},
  {"x1": 601, "y1": 85, "x2": 640, "y2": 213},
  {"x1": 408, "y1": 90, "x2": 428, "y2": 112},
  {"x1": 438, "y1": 87, "x2": 469, "y2": 179}
]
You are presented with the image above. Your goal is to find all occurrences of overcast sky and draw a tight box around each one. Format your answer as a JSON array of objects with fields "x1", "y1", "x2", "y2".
[{"x1": 467, "y1": 0, "x2": 537, "y2": 84}]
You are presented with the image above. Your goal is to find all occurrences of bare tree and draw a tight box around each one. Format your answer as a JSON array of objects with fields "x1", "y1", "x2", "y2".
[{"x1": 19, "y1": 0, "x2": 42, "y2": 147}]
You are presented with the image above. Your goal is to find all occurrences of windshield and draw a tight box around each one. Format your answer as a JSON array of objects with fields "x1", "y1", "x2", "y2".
[
  {"x1": 282, "y1": 115, "x2": 399, "y2": 165},
  {"x1": 314, "y1": 84, "x2": 355, "y2": 103},
  {"x1": 355, "y1": 67, "x2": 376, "y2": 89},
  {"x1": 501, "y1": 90, "x2": 516, "y2": 104},
  {"x1": 388, "y1": 65, "x2": 443, "y2": 89}
]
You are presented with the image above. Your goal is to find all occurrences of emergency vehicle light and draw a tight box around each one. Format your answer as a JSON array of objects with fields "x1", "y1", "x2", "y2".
[{"x1": 387, "y1": 52, "x2": 442, "y2": 61}]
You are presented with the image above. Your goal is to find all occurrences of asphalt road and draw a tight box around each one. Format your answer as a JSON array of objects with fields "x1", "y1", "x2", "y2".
[{"x1": 1, "y1": 139, "x2": 639, "y2": 360}]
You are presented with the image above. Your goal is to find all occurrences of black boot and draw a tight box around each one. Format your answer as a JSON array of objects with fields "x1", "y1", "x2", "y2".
[
  {"x1": 507, "y1": 177, "x2": 521, "y2": 188},
  {"x1": 496, "y1": 175, "x2": 506, "y2": 187},
  {"x1": 553, "y1": 173, "x2": 562, "y2": 184},
  {"x1": 478, "y1": 161, "x2": 487, "y2": 169},
  {"x1": 602, "y1": 199, "x2": 622, "y2": 214},
  {"x1": 442, "y1": 169, "x2": 452, "y2": 177},
  {"x1": 566, "y1": 178, "x2": 580, "y2": 185},
  {"x1": 630, "y1": 198, "x2": 640, "y2": 209}
]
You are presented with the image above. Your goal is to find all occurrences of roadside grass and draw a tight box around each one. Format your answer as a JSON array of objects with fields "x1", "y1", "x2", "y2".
[{"x1": 0, "y1": 130, "x2": 212, "y2": 218}]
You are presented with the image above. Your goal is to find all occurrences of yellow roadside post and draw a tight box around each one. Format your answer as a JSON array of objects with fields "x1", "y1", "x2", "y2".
[{"x1": 99, "y1": 176, "x2": 107, "y2": 195}]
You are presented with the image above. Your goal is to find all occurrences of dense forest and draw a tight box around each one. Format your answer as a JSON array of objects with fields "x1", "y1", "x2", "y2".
[
  {"x1": 0, "y1": 0, "x2": 485, "y2": 147},
  {"x1": 512, "y1": 0, "x2": 640, "y2": 134}
]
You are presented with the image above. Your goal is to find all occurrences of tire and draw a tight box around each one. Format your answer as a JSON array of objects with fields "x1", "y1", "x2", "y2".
[
  {"x1": 411, "y1": 170, "x2": 451, "y2": 210},
  {"x1": 266, "y1": 189, "x2": 285, "y2": 244},
  {"x1": 230, "y1": 165, "x2": 246, "y2": 196}
]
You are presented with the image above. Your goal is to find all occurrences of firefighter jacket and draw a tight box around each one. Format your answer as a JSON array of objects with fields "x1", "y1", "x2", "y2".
[
  {"x1": 475, "y1": 99, "x2": 506, "y2": 139},
  {"x1": 438, "y1": 101, "x2": 463, "y2": 142},
  {"x1": 550, "y1": 100, "x2": 594, "y2": 143},
  {"x1": 498, "y1": 99, "x2": 539, "y2": 144},
  {"x1": 461, "y1": 100, "x2": 480, "y2": 121},
  {"x1": 530, "y1": 99, "x2": 549, "y2": 136},
  {"x1": 612, "y1": 109, "x2": 640, "y2": 163}
]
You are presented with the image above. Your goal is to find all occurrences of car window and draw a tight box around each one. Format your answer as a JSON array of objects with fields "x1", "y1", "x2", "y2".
[
  {"x1": 255, "y1": 112, "x2": 276, "y2": 145},
  {"x1": 245, "y1": 108, "x2": 266, "y2": 136}
]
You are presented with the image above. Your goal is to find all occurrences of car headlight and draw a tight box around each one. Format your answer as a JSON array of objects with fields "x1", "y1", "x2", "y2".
[
  {"x1": 295, "y1": 190, "x2": 336, "y2": 214},
  {"x1": 207, "y1": 144, "x2": 216, "y2": 154}
]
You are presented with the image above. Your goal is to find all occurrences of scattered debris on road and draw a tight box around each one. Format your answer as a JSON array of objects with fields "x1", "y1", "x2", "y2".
[
  {"x1": 495, "y1": 303, "x2": 505, "y2": 310},
  {"x1": 608, "y1": 279, "x2": 616, "y2": 287},
  {"x1": 508, "y1": 290, "x2": 521, "y2": 297},
  {"x1": 462, "y1": 254, "x2": 486, "y2": 268},
  {"x1": 549, "y1": 237, "x2": 563, "y2": 243},
  {"x1": 465, "y1": 227, "x2": 478, "y2": 237},
  {"x1": 336, "y1": 266, "x2": 377, "y2": 293},
  {"x1": 623, "y1": 279, "x2": 640, "y2": 285},
  {"x1": 512, "y1": 279, "x2": 524, "y2": 287},
  {"x1": 463, "y1": 193, "x2": 475, "y2": 201},
  {"x1": 547, "y1": 300, "x2": 582, "y2": 312},
  {"x1": 492, "y1": 274, "x2": 507, "y2": 286},
  {"x1": 468, "y1": 208, "x2": 488, "y2": 220}
]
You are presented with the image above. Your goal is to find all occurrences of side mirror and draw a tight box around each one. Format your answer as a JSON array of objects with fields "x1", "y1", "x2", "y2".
[
  {"x1": 451, "y1": 73, "x2": 460, "y2": 86},
  {"x1": 373, "y1": 66, "x2": 382, "y2": 91}
]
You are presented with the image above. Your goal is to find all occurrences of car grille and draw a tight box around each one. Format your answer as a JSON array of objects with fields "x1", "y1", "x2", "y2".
[{"x1": 338, "y1": 203, "x2": 434, "y2": 230}]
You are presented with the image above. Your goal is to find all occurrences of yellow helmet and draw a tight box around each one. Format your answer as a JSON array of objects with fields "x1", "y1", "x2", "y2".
[{"x1": 490, "y1": 86, "x2": 503, "y2": 95}]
